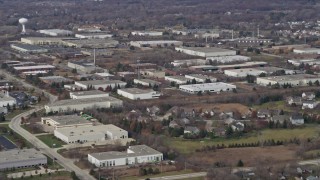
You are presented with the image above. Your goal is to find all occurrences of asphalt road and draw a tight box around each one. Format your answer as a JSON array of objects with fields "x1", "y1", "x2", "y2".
[
  {"x1": 9, "y1": 108, "x2": 96, "y2": 180},
  {"x1": 0, "y1": 69, "x2": 58, "y2": 103},
  {"x1": 145, "y1": 172, "x2": 207, "y2": 180}
]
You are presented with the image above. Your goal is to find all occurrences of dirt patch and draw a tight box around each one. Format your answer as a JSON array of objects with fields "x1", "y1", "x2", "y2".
[{"x1": 188, "y1": 145, "x2": 299, "y2": 168}]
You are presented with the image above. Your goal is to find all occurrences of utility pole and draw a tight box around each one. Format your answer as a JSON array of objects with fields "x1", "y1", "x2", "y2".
[
  {"x1": 257, "y1": 25, "x2": 260, "y2": 38},
  {"x1": 137, "y1": 59, "x2": 141, "y2": 80}
]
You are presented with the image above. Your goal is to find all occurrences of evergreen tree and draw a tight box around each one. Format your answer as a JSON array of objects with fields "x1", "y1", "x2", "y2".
[{"x1": 237, "y1": 160, "x2": 244, "y2": 167}]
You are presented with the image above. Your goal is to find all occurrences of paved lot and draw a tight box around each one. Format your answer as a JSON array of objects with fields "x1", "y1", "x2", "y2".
[{"x1": 0, "y1": 135, "x2": 17, "y2": 150}]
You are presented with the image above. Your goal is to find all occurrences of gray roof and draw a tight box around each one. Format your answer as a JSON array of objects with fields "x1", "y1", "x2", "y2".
[
  {"x1": 11, "y1": 43, "x2": 47, "y2": 51},
  {"x1": 39, "y1": 76, "x2": 73, "y2": 83},
  {"x1": 44, "y1": 115, "x2": 91, "y2": 125},
  {"x1": 178, "y1": 47, "x2": 235, "y2": 53},
  {"x1": 118, "y1": 88, "x2": 154, "y2": 94},
  {"x1": 89, "y1": 145, "x2": 162, "y2": 160},
  {"x1": 48, "y1": 96, "x2": 122, "y2": 107},
  {"x1": 0, "y1": 149, "x2": 46, "y2": 164},
  {"x1": 70, "y1": 90, "x2": 108, "y2": 96},
  {"x1": 76, "y1": 80, "x2": 125, "y2": 86}
]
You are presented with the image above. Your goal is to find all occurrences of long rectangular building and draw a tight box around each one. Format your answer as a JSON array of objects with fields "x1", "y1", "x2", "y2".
[
  {"x1": 88, "y1": 145, "x2": 163, "y2": 167},
  {"x1": 179, "y1": 82, "x2": 236, "y2": 94},
  {"x1": 256, "y1": 74, "x2": 320, "y2": 86},
  {"x1": 117, "y1": 88, "x2": 160, "y2": 100},
  {"x1": 41, "y1": 115, "x2": 93, "y2": 129},
  {"x1": 0, "y1": 149, "x2": 47, "y2": 170},
  {"x1": 175, "y1": 47, "x2": 236, "y2": 57},
  {"x1": 70, "y1": 90, "x2": 109, "y2": 99},
  {"x1": 54, "y1": 124, "x2": 128, "y2": 144},
  {"x1": 130, "y1": 40, "x2": 183, "y2": 48},
  {"x1": 44, "y1": 96, "x2": 123, "y2": 113},
  {"x1": 75, "y1": 80, "x2": 126, "y2": 90}
]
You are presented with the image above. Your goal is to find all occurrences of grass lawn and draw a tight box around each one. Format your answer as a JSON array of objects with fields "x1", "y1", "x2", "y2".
[
  {"x1": 122, "y1": 169, "x2": 195, "y2": 180},
  {"x1": 166, "y1": 126, "x2": 320, "y2": 154},
  {"x1": 21, "y1": 171, "x2": 72, "y2": 180},
  {"x1": 37, "y1": 134, "x2": 66, "y2": 148},
  {"x1": 253, "y1": 101, "x2": 294, "y2": 112},
  {"x1": 45, "y1": 155, "x2": 63, "y2": 169},
  {"x1": 5, "y1": 108, "x2": 30, "y2": 120}
]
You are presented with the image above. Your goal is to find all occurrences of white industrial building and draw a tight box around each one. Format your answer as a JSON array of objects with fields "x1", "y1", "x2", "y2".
[
  {"x1": 224, "y1": 68, "x2": 266, "y2": 77},
  {"x1": 165, "y1": 76, "x2": 189, "y2": 84},
  {"x1": 41, "y1": 115, "x2": 93, "y2": 129},
  {"x1": 117, "y1": 88, "x2": 160, "y2": 100},
  {"x1": 75, "y1": 32, "x2": 113, "y2": 39},
  {"x1": 44, "y1": 96, "x2": 123, "y2": 113},
  {"x1": 185, "y1": 74, "x2": 217, "y2": 83},
  {"x1": 133, "y1": 79, "x2": 161, "y2": 87},
  {"x1": 75, "y1": 80, "x2": 126, "y2": 90},
  {"x1": 131, "y1": 31, "x2": 163, "y2": 36},
  {"x1": 0, "y1": 149, "x2": 47, "y2": 170},
  {"x1": 63, "y1": 39, "x2": 119, "y2": 48},
  {"x1": 293, "y1": 48, "x2": 320, "y2": 54},
  {"x1": 88, "y1": 145, "x2": 163, "y2": 167},
  {"x1": 70, "y1": 90, "x2": 109, "y2": 99},
  {"x1": 256, "y1": 74, "x2": 320, "y2": 86},
  {"x1": 21, "y1": 37, "x2": 66, "y2": 46},
  {"x1": 130, "y1": 41, "x2": 183, "y2": 48},
  {"x1": 13, "y1": 65, "x2": 55, "y2": 73},
  {"x1": 206, "y1": 55, "x2": 251, "y2": 63},
  {"x1": 287, "y1": 59, "x2": 320, "y2": 66},
  {"x1": 175, "y1": 47, "x2": 237, "y2": 57},
  {"x1": 0, "y1": 91, "x2": 16, "y2": 107},
  {"x1": 179, "y1": 82, "x2": 236, "y2": 94},
  {"x1": 171, "y1": 59, "x2": 207, "y2": 67},
  {"x1": 38, "y1": 29, "x2": 74, "y2": 36},
  {"x1": 54, "y1": 124, "x2": 128, "y2": 144},
  {"x1": 10, "y1": 44, "x2": 48, "y2": 54}
]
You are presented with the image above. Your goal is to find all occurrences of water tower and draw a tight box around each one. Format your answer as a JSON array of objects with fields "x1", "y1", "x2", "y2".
[{"x1": 19, "y1": 18, "x2": 28, "y2": 34}]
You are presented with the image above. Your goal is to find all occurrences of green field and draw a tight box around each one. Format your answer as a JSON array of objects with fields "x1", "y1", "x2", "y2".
[
  {"x1": 122, "y1": 169, "x2": 195, "y2": 180},
  {"x1": 37, "y1": 134, "x2": 66, "y2": 148},
  {"x1": 166, "y1": 126, "x2": 320, "y2": 154}
]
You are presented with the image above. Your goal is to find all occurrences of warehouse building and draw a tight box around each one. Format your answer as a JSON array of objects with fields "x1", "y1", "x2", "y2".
[
  {"x1": 39, "y1": 76, "x2": 73, "y2": 84},
  {"x1": 117, "y1": 88, "x2": 160, "y2": 100},
  {"x1": 75, "y1": 32, "x2": 113, "y2": 39},
  {"x1": 133, "y1": 79, "x2": 161, "y2": 87},
  {"x1": 54, "y1": 124, "x2": 128, "y2": 144},
  {"x1": 293, "y1": 48, "x2": 320, "y2": 54},
  {"x1": 216, "y1": 61, "x2": 268, "y2": 71},
  {"x1": 0, "y1": 149, "x2": 47, "y2": 170},
  {"x1": 70, "y1": 90, "x2": 109, "y2": 99},
  {"x1": 88, "y1": 145, "x2": 163, "y2": 167},
  {"x1": 67, "y1": 61, "x2": 96, "y2": 73},
  {"x1": 171, "y1": 59, "x2": 207, "y2": 67},
  {"x1": 140, "y1": 69, "x2": 166, "y2": 78},
  {"x1": 224, "y1": 68, "x2": 266, "y2": 77},
  {"x1": 131, "y1": 31, "x2": 163, "y2": 36},
  {"x1": 81, "y1": 49, "x2": 113, "y2": 57},
  {"x1": 21, "y1": 37, "x2": 67, "y2": 46},
  {"x1": 185, "y1": 74, "x2": 217, "y2": 83},
  {"x1": 10, "y1": 44, "x2": 48, "y2": 54},
  {"x1": 41, "y1": 115, "x2": 92, "y2": 129},
  {"x1": 75, "y1": 80, "x2": 126, "y2": 90},
  {"x1": 256, "y1": 74, "x2": 320, "y2": 86},
  {"x1": 206, "y1": 55, "x2": 251, "y2": 63},
  {"x1": 63, "y1": 39, "x2": 119, "y2": 48},
  {"x1": 165, "y1": 76, "x2": 189, "y2": 84},
  {"x1": 44, "y1": 96, "x2": 123, "y2": 113},
  {"x1": 179, "y1": 82, "x2": 236, "y2": 94},
  {"x1": 13, "y1": 65, "x2": 55, "y2": 73},
  {"x1": 287, "y1": 59, "x2": 320, "y2": 66},
  {"x1": 175, "y1": 47, "x2": 237, "y2": 57},
  {"x1": 38, "y1": 29, "x2": 74, "y2": 36},
  {"x1": 130, "y1": 40, "x2": 183, "y2": 48}
]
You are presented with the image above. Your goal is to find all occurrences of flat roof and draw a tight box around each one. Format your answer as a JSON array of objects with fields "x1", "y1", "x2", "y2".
[
  {"x1": 13, "y1": 65, "x2": 55, "y2": 70},
  {"x1": 11, "y1": 44, "x2": 47, "y2": 51},
  {"x1": 180, "y1": 82, "x2": 236, "y2": 91},
  {"x1": 44, "y1": 115, "x2": 91, "y2": 125},
  {"x1": 165, "y1": 76, "x2": 189, "y2": 81},
  {"x1": 118, "y1": 88, "x2": 154, "y2": 94},
  {"x1": 216, "y1": 61, "x2": 268, "y2": 69},
  {"x1": 48, "y1": 96, "x2": 122, "y2": 107},
  {"x1": 89, "y1": 145, "x2": 162, "y2": 160},
  {"x1": 39, "y1": 29, "x2": 73, "y2": 33},
  {"x1": 131, "y1": 40, "x2": 182, "y2": 44},
  {"x1": 70, "y1": 90, "x2": 108, "y2": 96},
  {"x1": 64, "y1": 38, "x2": 118, "y2": 45},
  {"x1": 55, "y1": 124, "x2": 125, "y2": 137},
  {"x1": 134, "y1": 79, "x2": 161, "y2": 84},
  {"x1": 176, "y1": 46, "x2": 235, "y2": 53},
  {"x1": 185, "y1": 74, "x2": 216, "y2": 80},
  {"x1": 76, "y1": 80, "x2": 126, "y2": 86},
  {"x1": 0, "y1": 149, "x2": 46, "y2": 164},
  {"x1": 257, "y1": 74, "x2": 320, "y2": 81},
  {"x1": 39, "y1": 76, "x2": 72, "y2": 82}
]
